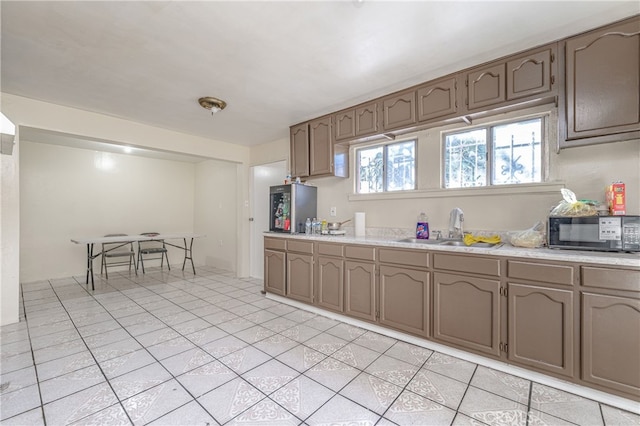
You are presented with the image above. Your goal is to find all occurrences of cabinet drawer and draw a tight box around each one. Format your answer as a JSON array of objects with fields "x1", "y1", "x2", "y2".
[
  {"x1": 582, "y1": 266, "x2": 640, "y2": 292},
  {"x1": 264, "y1": 237, "x2": 286, "y2": 251},
  {"x1": 345, "y1": 245, "x2": 376, "y2": 261},
  {"x1": 318, "y1": 242, "x2": 343, "y2": 257},
  {"x1": 508, "y1": 260, "x2": 574, "y2": 286},
  {"x1": 379, "y1": 248, "x2": 429, "y2": 268},
  {"x1": 434, "y1": 253, "x2": 500, "y2": 276},
  {"x1": 287, "y1": 240, "x2": 314, "y2": 254}
]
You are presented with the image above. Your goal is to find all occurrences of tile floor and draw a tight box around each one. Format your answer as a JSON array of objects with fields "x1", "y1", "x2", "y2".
[{"x1": 1, "y1": 265, "x2": 638, "y2": 425}]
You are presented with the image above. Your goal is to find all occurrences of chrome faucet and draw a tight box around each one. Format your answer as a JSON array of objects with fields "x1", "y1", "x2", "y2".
[{"x1": 448, "y1": 208, "x2": 464, "y2": 239}]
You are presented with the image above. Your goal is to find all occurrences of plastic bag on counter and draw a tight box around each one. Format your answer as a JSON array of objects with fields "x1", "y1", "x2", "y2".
[
  {"x1": 508, "y1": 221, "x2": 546, "y2": 248},
  {"x1": 549, "y1": 188, "x2": 597, "y2": 217}
]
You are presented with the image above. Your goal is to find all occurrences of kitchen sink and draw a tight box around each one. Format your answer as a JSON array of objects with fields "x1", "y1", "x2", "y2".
[
  {"x1": 396, "y1": 238, "x2": 441, "y2": 245},
  {"x1": 397, "y1": 238, "x2": 500, "y2": 248}
]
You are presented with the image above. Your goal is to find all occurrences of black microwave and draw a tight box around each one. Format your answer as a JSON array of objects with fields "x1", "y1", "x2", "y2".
[{"x1": 548, "y1": 215, "x2": 640, "y2": 252}]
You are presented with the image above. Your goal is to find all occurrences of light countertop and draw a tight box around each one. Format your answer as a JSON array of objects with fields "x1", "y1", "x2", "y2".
[{"x1": 265, "y1": 232, "x2": 640, "y2": 268}]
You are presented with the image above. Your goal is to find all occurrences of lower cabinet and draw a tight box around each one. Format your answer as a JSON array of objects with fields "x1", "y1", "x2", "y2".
[
  {"x1": 507, "y1": 283, "x2": 574, "y2": 378},
  {"x1": 433, "y1": 272, "x2": 502, "y2": 357},
  {"x1": 286, "y1": 252, "x2": 314, "y2": 304},
  {"x1": 582, "y1": 292, "x2": 640, "y2": 398},
  {"x1": 316, "y1": 255, "x2": 344, "y2": 312},
  {"x1": 344, "y1": 260, "x2": 377, "y2": 322},
  {"x1": 264, "y1": 249, "x2": 286, "y2": 296},
  {"x1": 379, "y1": 265, "x2": 430, "y2": 337}
]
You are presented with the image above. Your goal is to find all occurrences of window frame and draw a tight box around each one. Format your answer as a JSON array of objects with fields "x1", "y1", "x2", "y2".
[
  {"x1": 355, "y1": 138, "x2": 417, "y2": 194},
  {"x1": 442, "y1": 114, "x2": 547, "y2": 189}
]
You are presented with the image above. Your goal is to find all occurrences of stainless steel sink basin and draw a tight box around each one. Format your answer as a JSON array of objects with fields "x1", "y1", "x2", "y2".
[
  {"x1": 397, "y1": 238, "x2": 500, "y2": 248},
  {"x1": 396, "y1": 238, "x2": 441, "y2": 245}
]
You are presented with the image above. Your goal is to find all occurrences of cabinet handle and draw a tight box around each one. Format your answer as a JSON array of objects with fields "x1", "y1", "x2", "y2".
[{"x1": 499, "y1": 342, "x2": 504, "y2": 352}]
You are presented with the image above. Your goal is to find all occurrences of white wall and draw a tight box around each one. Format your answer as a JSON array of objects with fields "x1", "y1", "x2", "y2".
[
  {"x1": 194, "y1": 159, "x2": 239, "y2": 272},
  {"x1": 302, "y1": 107, "x2": 640, "y2": 234},
  {"x1": 19, "y1": 141, "x2": 196, "y2": 282},
  {"x1": 1, "y1": 129, "x2": 20, "y2": 325}
]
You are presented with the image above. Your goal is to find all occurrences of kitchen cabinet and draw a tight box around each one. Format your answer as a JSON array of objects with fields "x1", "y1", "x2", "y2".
[
  {"x1": 355, "y1": 102, "x2": 380, "y2": 137},
  {"x1": 582, "y1": 293, "x2": 640, "y2": 398},
  {"x1": 286, "y1": 240, "x2": 314, "y2": 304},
  {"x1": 379, "y1": 265, "x2": 430, "y2": 337},
  {"x1": 316, "y1": 243, "x2": 344, "y2": 313},
  {"x1": 264, "y1": 237, "x2": 286, "y2": 296},
  {"x1": 382, "y1": 90, "x2": 417, "y2": 131},
  {"x1": 344, "y1": 245, "x2": 377, "y2": 322},
  {"x1": 416, "y1": 76, "x2": 458, "y2": 123},
  {"x1": 290, "y1": 123, "x2": 310, "y2": 178},
  {"x1": 465, "y1": 62, "x2": 506, "y2": 111},
  {"x1": 507, "y1": 283, "x2": 574, "y2": 378},
  {"x1": 433, "y1": 271, "x2": 502, "y2": 357},
  {"x1": 581, "y1": 266, "x2": 640, "y2": 398},
  {"x1": 290, "y1": 117, "x2": 348, "y2": 178},
  {"x1": 506, "y1": 44, "x2": 556, "y2": 101},
  {"x1": 334, "y1": 109, "x2": 355, "y2": 142},
  {"x1": 562, "y1": 16, "x2": 640, "y2": 147}
]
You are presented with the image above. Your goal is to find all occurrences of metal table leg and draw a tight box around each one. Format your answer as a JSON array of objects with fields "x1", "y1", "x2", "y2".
[
  {"x1": 181, "y1": 237, "x2": 196, "y2": 274},
  {"x1": 85, "y1": 243, "x2": 96, "y2": 290}
]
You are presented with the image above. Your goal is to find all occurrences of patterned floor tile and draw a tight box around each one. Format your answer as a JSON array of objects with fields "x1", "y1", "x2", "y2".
[
  {"x1": 36, "y1": 351, "x2": 96, "y2": 381},
  {"x1": 0, "y1": 383, "x2": 42, "y2": 421},
  {"x1": 148, "y1": 400, "x2": 218, "y2": 425},
  {"x1": 241, "y1": 359, "x2": 298, "y2": 395},
  {"x1": 364, "y1": 354, "x2": 419, "y2": 387},
  {"x1": 407, "y1": 369, "x2": 468, "y2": 410},
  {"x1": 40, "y1": 365, "x2": 106, "y2": 403},
  {"x1": 530, "y1": 383, "x2": 604, "y2": 425},
  {"x1": 275, "y1": 344, "x2": 327, "y2": 373},
  {"x1": 326, "y1": 322, "x2": 367, "y2": 341},
  {"x1": 68, "y1": 403, "x2": 132, "y2": 425},
  {"x1": 219, "y1": 346, "x2": 272, "y2": 374},
  {"x1": 201, "y1": 335, "x2": 248, "y2": 357},
  {"x1": 89, "y1": 337, "x2": 143, "y2": 363},
  {"x1": 109, "y1": 362, "x2": 172, "y2": 400},
  {"x1": 471, "y1": 365, "x2": 530, "y2": 404},
  {"x1": 601, "y1": 404, "x2": 640, "y2": 425},
  {"x1": 43, "y1": 382, "x2": 119, "y2": 425},
  {"x1": 0, "y1": 365, "x2": 38, "y2": 395},
  {"x1": 121, "y1": 379, "x2": 193, "y2": 425},
  {"x1": 226, "y1": 397, "x2": 300, "y2": 425},
  {"x1": 271, "y1": 375, "x2": 335, "y2": 421},
  {"x1": 197, "y1": 377, "x2": 267, "y2": 425},
  {"x1": 458, "y1": 386, "x2": 529, "y2": 426},
  {"x1": 0, "y1": 351, "x2": 35, "y2": 375},
  {"x1": 330, "y1": 342, "x2": 381, "y2": 370},
  {"x1": 340, "y1": 371, "x2": 403, "y2": 415},
  {"x1": 29, "y1": 328, "x2": 81, "y2": 351},
  {"x1": 0, "y1": 407, "x2": 45, "y2": 426},
  {"x1": 176, "y1": 360, "x2": 237, "y2": 397},
  {"x1": 184, "y1": 325, "x2": 228, "y2": 345},
  {"x1": 304, "y1": 332, "x2": 349, "y2": 356},
  {"x1": 385, "y1": 340, "x2": 433, "y2": 367},
  {"x1": 134, "y1": 327, "x2": 181, "y2": 347},
  {"x1": 99, "y1": 348, "x2": 156, "y2": 379},
  {"x1": 279, "y1": 324, "x2": 323, "y2": 344},
  {"x1": 160, "y1": 347, "x2": 215, "y2": 376},
  {"x1": 306, "y1": 394, "x2": 380, "y2": 425},
  {"x1": 217, "y1": 317, "x2": 258, "y2": 334},
  {"x1": 254, "y1": 333, "x2": 299, "y2": 357},
  {"x1": 146, "y1": 336, "x2": 196, "y2": 360},
  {"x1": 353, "y1": 330, "x2": 397, "y2": 353},
  {"x1": 384, "y1": 389, "x2": 457, "y2": 425},
  {"x1": 234, "y1": 324, "x2": 276, "y2": 344},
  {"x1": 261, "y1": 317, "x2": 298, "y2": 333},
  {"x1": 304, "y1": 356, "x2": 359, "y2": 392},
  {"x1": 424, "y1": 352, "x2": 477, "y2": 384}
]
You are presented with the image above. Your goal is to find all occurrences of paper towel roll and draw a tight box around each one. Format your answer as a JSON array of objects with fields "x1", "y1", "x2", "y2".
[{"x1": 354, "y1": 212, "x2": 366, "y2": 237}]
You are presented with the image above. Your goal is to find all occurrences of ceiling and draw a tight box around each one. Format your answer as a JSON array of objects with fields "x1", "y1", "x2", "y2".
[{"x1": 2, "y1": 1, "x2": 638, "y2": 148}]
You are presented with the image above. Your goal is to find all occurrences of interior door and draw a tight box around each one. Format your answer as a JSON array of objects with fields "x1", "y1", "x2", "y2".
[{"x1": 250, "y1": 160, "x2": 287, "y2": 279}]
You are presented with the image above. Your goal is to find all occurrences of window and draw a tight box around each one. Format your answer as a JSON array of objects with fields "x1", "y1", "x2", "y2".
[
  {"x1": 356, "y1": 140, "x2": 416, "y2": 193},
  {"x1": 443, "y1": 117, "x2": 543, "y2": 188}
]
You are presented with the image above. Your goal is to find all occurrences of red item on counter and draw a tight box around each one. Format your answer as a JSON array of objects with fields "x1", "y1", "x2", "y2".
[{"x1": 606, "y1": 182, "x2": 626, "y2": 216}]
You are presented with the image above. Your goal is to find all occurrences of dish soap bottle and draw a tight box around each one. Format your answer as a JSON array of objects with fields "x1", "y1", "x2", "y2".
[{"x1": 416, "y1": 212, "x2": 429, "y2": 239}]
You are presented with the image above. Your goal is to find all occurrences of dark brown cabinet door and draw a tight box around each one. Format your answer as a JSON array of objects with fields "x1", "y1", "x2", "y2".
[
  {"x1": 466, "y1": 63, "x2": 506, "y2": 110},
  {"x1": 382, "y1": 90, "x2": 417, "y2": 131},
  {"x1": 507, "y1": 283, "x2": 574, "y2": 378},
  {"x1": 335, "y1": 110, "x2": 356, "y2": 142},
  {"x1": 564, "y1": 17, "x2": 640, "y2": 142},
  {"x1": 582, "y1": 292, "x2": 640, "y2": 399},
  {"x1": 344, "y1": 260, "x2": 376, "y2": 322},
  {"x1": 264, "y1": 249, "x2": 286, "y2": 296},
  {"x1": 506, "y1": 45, "x2": 556, "y2": 101},
  {"x1": 433, "y1": 272, "x2": 501, "y2": 357},
  {"x1": 309, "y1": 117, "x2": 333, "y2": 176},
  {"x1": 355, "y1": 102, "x2": 379, "y2": 137},
  {"x1": 316, "y1": 256, "x2": 344, "y2": 313},
  {"x1": 416, "y1": 77, "x2": 458, "y2": 123},
  {"x1": 379, "y1": 265, "x2": 430, "y2": 337},
  {"x1": 290, "y1": 123, "x2": 309, "y2": 178},
  {"x1": 286, "y1": 252, "x2": 314, "y2": 304}
]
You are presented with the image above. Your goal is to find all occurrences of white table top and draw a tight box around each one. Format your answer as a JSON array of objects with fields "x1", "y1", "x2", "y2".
[{"x1": 71, "y1": 233, "x2": 205, "y2": 245}]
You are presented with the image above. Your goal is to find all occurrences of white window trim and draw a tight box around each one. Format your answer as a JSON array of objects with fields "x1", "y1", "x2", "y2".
[{"x1": 353, "y1": 138, "x2": 417, "y2": 194}]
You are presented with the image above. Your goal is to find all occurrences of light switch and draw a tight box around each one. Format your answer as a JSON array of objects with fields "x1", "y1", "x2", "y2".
[{"x1": 330, "y1": 207, "x2": 337, "y2": 217}]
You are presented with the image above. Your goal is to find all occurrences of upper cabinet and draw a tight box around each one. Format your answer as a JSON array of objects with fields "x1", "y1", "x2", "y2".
[
  {"x1": 465, "y1": 43, "x2": 557, "y2": 112},
  {"x1": 290, "y1": 117, "x2": 348, "y2": 179},
  {"x1": 562, "y1": 16, "x2": 640, "y2": 147},
  {"x1": 416, "y1": 76, "x2": 458, "y2": 123},
  {"x1": 334, "y1": 109, "x2": 356, "y2": 142},
  {"x1": 290, "y1": 123, "x2": 310, "y2": 178},
  {"x1": 355, "y1": 102, "x2": 380, "y2": 137},
  {"x1": 382, "y1": 90, "x2": 417, "y2": 131}
]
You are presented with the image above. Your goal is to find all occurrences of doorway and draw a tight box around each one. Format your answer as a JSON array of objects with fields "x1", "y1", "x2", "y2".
[{"x1": 249, "y1": 160, "x2": 287, "y2": 279}]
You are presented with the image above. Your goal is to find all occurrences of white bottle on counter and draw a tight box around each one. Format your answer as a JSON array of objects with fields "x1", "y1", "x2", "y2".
[{"x1": 305, "y1": 218, "x2": 311, "y2": 235}]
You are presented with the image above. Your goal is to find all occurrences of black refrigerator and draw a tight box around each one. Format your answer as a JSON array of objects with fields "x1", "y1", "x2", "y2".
[{"x1": 269, "y1": 184, "x2": 317, "y2": 233}]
